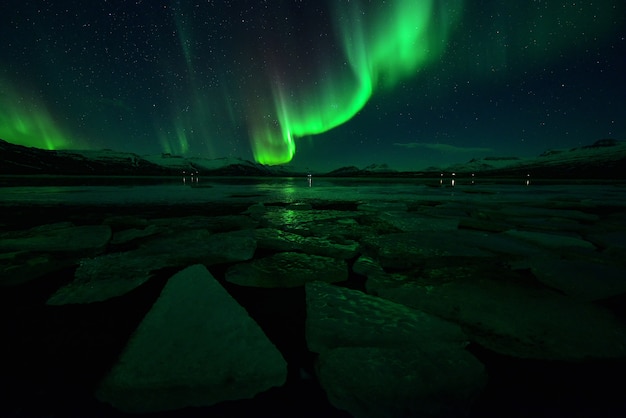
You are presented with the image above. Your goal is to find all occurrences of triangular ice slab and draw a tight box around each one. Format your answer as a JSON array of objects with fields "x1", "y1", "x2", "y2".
[{"x1": 96, "y1": 264, "x2": 287, "y2": 413}]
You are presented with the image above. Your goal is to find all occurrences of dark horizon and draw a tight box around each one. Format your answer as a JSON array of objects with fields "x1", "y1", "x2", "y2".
[{"x1": 2, "y1": 136, "x2": 625, "y2": 180}]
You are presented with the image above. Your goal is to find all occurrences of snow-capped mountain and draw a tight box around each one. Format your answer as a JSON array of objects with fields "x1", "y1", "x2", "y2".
[
  {"x1": 323, "y1": 163, "x2": 397, "y2": 177},
  {"x1": 1, "y1": 137, "x2": 625, "y2": 178},
  {"x1": 323, "y1": 139, "x2": 626, "y2": 179},
  {"x1": 0, "y1": 139, "x2": 305, "y2": 176},
  {"x1": 444, "y1": 139, "x2": 626, "y2": 178}
]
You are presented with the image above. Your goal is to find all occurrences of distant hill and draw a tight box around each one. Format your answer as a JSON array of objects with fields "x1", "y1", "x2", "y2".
[
  {"x1": 323, "y1": 163, "x2": 397, "y2": 177},
  {"x1": 444, "y1": 139, "x2": 626, "y2": 179},
  {"x1": 1, "y1": 137, "x2": 625, "y2": 178},
  {"x1": 0, "y1": 140, "x2": 164, "y2": 175},
  {"x1": 323, "y1": 139, "x2": 626, "y2": 179},
  {"x1": 0, "y1": 139, "x2": 305, "y2": 176}
]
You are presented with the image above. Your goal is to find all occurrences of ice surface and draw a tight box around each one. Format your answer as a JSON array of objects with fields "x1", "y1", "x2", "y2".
[
  {"x1": 2, "y1": 176, "x2": 626, "y2": 417},
  {"x1": 2, "y1": 176, "x2": 626, "y2": 207}
]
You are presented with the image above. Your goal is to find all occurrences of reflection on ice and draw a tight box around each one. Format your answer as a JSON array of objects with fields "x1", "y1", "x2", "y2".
[
  {"x1": 182, "y1": 170, "x2": 199, "y2": 184},
  {"x1": 2, "y1": 177, "x2": 626, "y2": 208}
]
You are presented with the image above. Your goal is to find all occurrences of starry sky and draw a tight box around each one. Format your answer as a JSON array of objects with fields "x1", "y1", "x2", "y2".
[{"x1": 1, "y1": 0, "x2": 625, "y2": 171}]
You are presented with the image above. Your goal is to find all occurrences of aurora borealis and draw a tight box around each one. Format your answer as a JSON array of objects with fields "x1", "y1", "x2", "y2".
[{"x1": 1, "y1": 0, "x2": 625, "y2": 171}]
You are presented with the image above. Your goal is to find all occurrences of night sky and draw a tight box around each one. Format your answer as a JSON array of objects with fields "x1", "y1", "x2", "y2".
[{"x1": 1, "y1": 0, "x2": 625, "y2": 171}]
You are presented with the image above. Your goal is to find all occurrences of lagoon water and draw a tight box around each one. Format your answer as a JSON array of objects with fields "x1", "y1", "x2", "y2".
[
  {"x1": 1, "y1": 174, "x2": 622, "y2": 205},
  {"x1": 1, "y1": 175, "x2": 626, "y2": 417}
]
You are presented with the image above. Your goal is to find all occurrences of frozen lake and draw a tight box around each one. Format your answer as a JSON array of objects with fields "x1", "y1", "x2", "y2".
[
  {"x1": 1, "y1": 175, "x2": 626, "y2": 418},
  {"x1": 2, "y1": 175, "x2": 625, "y2": 207}
]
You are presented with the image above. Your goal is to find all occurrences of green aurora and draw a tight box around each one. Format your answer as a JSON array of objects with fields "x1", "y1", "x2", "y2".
[
  {"x1": 251, "y1": 0, "x2": 463, "y2": 165},
  {"x1": 0, "y1": 79, "x2": 71, "y2": 150},
  {"x1": 0, "y1": 0, "x2": 624, "y2": 169}
]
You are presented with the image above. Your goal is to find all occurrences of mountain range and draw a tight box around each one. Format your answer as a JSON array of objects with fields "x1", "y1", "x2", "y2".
[{"x1": 1, "y1": 138, "x2": 625, "y2": 179}]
